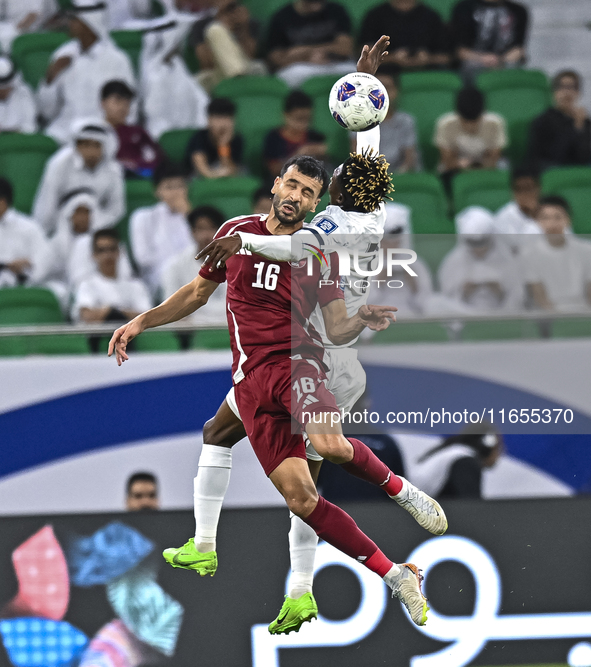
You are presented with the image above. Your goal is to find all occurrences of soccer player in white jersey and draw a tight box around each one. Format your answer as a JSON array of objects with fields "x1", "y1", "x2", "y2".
[{"x1": 159, "y1": 36, "x2": 446, "y2": 635}]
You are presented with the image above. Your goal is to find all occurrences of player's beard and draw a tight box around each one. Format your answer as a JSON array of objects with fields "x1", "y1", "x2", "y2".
[{"x1": 273, "y1": 194, "x2": 307, "y2": 227}]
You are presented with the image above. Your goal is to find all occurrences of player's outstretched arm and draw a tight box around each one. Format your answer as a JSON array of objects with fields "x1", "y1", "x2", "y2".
[
  {"x1": 321, "y1": 299, "x2": 396, "y2": 346},
  {"x1": 357, "y1": 35, "x2": 389, "y2": 76},
  {"x1": 198, "y1": 229, "x2": 326, "y2": 267},
  {"x1": 108, "y1": 275, "x2": 219, "y2": 366},
  {"x1": 355, "y1": 36, "x2": 389, "y2": 156}
]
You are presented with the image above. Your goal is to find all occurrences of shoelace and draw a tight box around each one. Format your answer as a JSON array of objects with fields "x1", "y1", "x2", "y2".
[{"x1": 403, "y1": 487, "x2": 438, "y2": 516}]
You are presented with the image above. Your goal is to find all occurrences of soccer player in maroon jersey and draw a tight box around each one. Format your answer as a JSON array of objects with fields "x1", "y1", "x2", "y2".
[{"x1": 108, "y1": 148, "x2": 441, "y2": 628}]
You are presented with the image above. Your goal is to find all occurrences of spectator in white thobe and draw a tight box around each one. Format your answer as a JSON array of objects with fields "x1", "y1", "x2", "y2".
[
  {"x1": 0, "y1": 177, "x2": 48, "y2": 288},
  {"x1": 37, "y1": 0, "x2": 136, "y2": 144},
  {"x1": 160, "y1": 204, "x2": 227, "y2": 323},
  {"x1": 0, "y1": 56, "x2": 37, "y2": 133},
  {"x1": 438, "y1": 206, "x2": 524, "y2": 312},
  {"x1": 0, "y1": 0, "x2": 58, "y2": 52},
  {"x1": 494, "y1": 167, "x2": 542, "y2": 253},
  {"x1": 141, "y1": 16, "x2": 209, "y2": 140},
  {"x1": 130, "y1": 162, "x2": 194, "y2": 296},
  {"x1": 72, "y1": 228, "x2": 152, "y2": 322},
  {"x1": 35, "y1": 188, "x2": 133, "y2": 307},
  {"x1": 523, "y1": 195, "x2": 591, "y2": 312},
  {"x1": 33, "y1": 118, "x2": 125, "y2": 235},
  {"x1": 365, "y1": 203, "x2": 434, "y2": 318}
]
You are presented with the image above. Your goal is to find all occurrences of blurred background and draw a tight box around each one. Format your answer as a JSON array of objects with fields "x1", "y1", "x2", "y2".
[{"x1": 0, "y1": 0, "x2": 590, "y2": 665}]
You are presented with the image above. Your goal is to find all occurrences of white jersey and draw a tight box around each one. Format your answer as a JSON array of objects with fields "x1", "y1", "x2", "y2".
[{"x1": 306, "y1": 202, "x2": 387, "y2": 349}]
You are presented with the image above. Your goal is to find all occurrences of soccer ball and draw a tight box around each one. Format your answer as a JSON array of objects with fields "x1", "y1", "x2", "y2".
[{"x1": 329, "y1": 72, "x2": 389, "y2": 132}]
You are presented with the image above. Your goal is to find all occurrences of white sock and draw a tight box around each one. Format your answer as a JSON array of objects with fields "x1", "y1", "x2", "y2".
[
  {"x1": 288, "y1": 513, "x2": 318, "y2": 599},
  {"x1": 194, "y1": 444, "x2": 232, "y2": 552},
  {"x1": 383, "y1": 563, "x2": 403, "y2": 589}
]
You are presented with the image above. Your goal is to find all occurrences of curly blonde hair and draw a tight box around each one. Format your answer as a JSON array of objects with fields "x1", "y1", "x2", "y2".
[{"x1": 340, "y1": 148, "x2": 394, "y2": 213}]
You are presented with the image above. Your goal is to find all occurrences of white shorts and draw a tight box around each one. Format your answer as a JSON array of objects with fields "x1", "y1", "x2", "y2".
[{"x1": 223, "y1": 347, "x2": 366, "y2": 462}]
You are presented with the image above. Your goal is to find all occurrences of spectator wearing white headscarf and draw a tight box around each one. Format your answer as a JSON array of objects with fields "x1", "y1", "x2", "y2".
[
  {"x1": 34, "y1": 189, "x2": 133, "y2": 307},
  {"x1": 33, "y1": 118, "x2": 125, "y2": 235},
  {"x1": 141, "y1": 16, "x2": 209, "y2": 140},
  {"x1": 365, "y1": 202, "x2": 434, "y2": 318},
  {"x1": 438, "y1": 206, "x2": 524, "y2": 312},
  {"x1": 0, "y1": 0, "x2": 58, "y2": 53},
  {"x1": 0, "y1": 56, "x2": 37, "y2": 133},
  {"x1": 38, "y1": 0, "x2": 136, "y2": 144}
]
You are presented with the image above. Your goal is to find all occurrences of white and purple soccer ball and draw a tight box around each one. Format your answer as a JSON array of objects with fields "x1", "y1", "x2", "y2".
[{"x1": 328, "y1": 72, "x2": 389, "y2": 132}]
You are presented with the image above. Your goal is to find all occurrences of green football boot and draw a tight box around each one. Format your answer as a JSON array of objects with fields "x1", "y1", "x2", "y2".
[
  {"x1": 268, "y1": 593, "x2": 318, "y2": 635},
  {"x1": 162, "y1": 538, "x2": 217, "y2": 576}
]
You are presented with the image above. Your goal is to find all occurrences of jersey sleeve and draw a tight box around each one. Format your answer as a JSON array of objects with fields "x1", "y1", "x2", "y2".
[
  {"x1": 356, "y1": 125, "x2": 380, "y2": 155},
  {"x1": 237, "y1": 226, "x2": 340, "y2": 262},
  {"x1": 317, "y1": 251, "x2": 344, "y2": 308}
]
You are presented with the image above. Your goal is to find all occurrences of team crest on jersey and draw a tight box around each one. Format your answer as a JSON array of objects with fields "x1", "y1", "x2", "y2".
[{"x1": 315, "y1": 217, "x2": 338, "y2": 234}]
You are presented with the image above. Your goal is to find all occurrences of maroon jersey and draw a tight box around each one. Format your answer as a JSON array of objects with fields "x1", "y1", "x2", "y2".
[{"x1": 198, "y1": 214, "x2": 343, "y2": 384}]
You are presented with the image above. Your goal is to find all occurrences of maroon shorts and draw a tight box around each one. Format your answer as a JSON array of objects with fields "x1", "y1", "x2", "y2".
[{"x1": 234, "y1": 355, "x2": 340, "y2": 476}]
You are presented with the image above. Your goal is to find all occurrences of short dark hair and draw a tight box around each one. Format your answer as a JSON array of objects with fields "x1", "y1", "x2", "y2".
[
  {"x1": 153, "y1": 160, "x2": 186, "y2": 187},
  {"x1": 101, "y1": 79, "x2": 135, "y2": 100},
  {"x1": 0, "y1": 177, "x2": 14, "y2": 206},
  {"x1": 552, "y1": 69, "x2": 582, "y2": 92},
  {"x1": 539, "y1": 195, "x2": 571, "y2": 217},
  {"x1": 126, "y1": 471, "x2": 158, "y2": 495},
  {"x1": 188, "y1": 205, "x2": 225, "y2": 230},
  {"x1": 284, "y1": 90, "x2": 313, "y2": 113},
  {"x1": 92, "y1": 228, "x2": 119, "y2": 249},
  {"x1": 510, "y1": 166, "x2": 540, "y2": 186},
  {"x1": 456, "y1": 87, "x2": 485, "y2": 121},
  {"x1": 207, "y1": 97, "x2": 236, "y2": 117},
  {"x1": 280, "y1": 155, "x2": 329, "y2": 198},
  {"x1": 252, "y1": 185, "x2": 272, "y2": 205}
]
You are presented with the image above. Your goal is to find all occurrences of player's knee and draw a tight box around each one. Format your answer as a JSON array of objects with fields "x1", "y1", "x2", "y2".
[
  {"x1": 284, "y1": 488, "x2": 318, "y2": 519},
  {"x1": 311, "y1": 435, "x2": 352, "y2": 465},
  {"x1": 202, "y1": 417, "x2": 231, "y2": 447}
]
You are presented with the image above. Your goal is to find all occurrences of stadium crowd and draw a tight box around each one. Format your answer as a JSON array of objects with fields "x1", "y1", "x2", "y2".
[{"x1": 0, "y1": 0, "x2": 591, "y2": 331}]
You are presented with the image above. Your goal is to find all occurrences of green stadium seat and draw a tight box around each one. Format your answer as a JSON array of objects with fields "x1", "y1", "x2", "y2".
[
  {"x1": 110, "y1": 30, "x2": 143, "y2": 74},
  {"x1": 117, "y1": 179, "x2": 158, "y2": 249},
  {"x1": 189, "y1": 176, "x2": 261, "y2": 220},
  {"x1": 0, "y1": 133, "x2": 59, "y2": 214},
  {"x1": 0, "y1": 334, "x2": 91, "y2": 356},
  {"x1": 0, "y1": 288, "x2": 64, "y2": 325},
  {"x1": 390, "y1": 172, "x2": 452, "y2": 233},
  {"x1": 541, "y1": 167, "x2": 591, "y2": 234},
  {"x1": 11, "y1": 32, "x2": 69, "y2": 89},
  {"x1": 135, "y1": 330, "x2": 182, "y2": 352},
  {"x1": 372, "y1": 321, "x2": 450, "y2": 344},
  {"x1": 213, "y1": 76, "x2": 289, "y2": 175},
  {"x1": 398, "y1": 71, "x2": 463, "y2": 171},
  {"x1": 461, "y1": 319, "x2": 540, "y2": 341},
  {"x1": 190, "y1": 329, "x2": 231, "y2": 349},
  {"x1": 551, "y1": 318, "x2": 591, "y2": 339},
  {"x1": 452, "y1": 169, "x2": 511, "y2": 214},
  {"x1": 301, "y1": 75, "x2": 349, "y2": 163},
  {"x1": 159, "y1": 128, "x2": 196, "y2": 166},
  {"x1": 477, "y1": 69, "x2": 551, "y2": 164}
]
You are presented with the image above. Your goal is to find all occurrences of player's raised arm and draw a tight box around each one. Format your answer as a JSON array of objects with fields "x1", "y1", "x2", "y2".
[
  {"x1": 355, "y1": 36, "x2": 389, "y2": 155},
  {"x1": 108, "y1": 275, "x2": 219, "y2": 366},
  {"x1": 321, "y1": 299, "x2": 396, "y2": 346}
]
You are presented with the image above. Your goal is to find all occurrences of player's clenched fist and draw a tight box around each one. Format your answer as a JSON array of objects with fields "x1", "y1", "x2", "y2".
[{"x1": 358, "y1": 304, "x2": 397, "y2": 331}]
